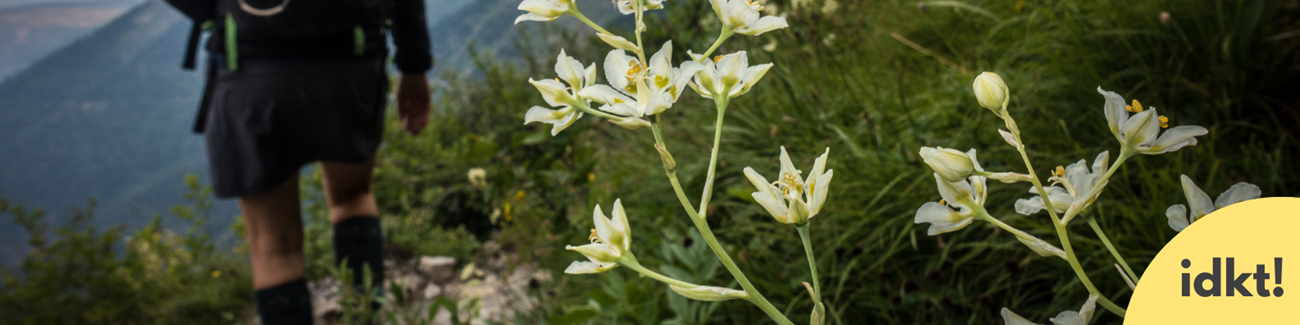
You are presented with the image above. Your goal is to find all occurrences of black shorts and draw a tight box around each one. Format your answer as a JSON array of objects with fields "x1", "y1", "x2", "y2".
[{"x1": 203, "y1": 57, "x2": 388, "y2": 198}]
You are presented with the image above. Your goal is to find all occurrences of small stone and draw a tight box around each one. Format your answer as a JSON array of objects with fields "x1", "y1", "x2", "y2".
[
  {"x1": 417, "y1": 256, "x2": 457, "y2": 283},
  {"x1": 423, "y1": 284, "x2": 443, "y2": 299}
]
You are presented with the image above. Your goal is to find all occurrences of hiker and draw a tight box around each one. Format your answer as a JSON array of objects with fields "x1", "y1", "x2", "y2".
[{"x1": 161, "y1": 0, "x2": 432, "y2": 323}]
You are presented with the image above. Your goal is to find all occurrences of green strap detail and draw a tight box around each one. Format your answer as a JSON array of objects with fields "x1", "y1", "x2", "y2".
[
  {"x1": 224, "y1": 14, "x2": 238, "y2": 71},
  {"x1": 353, "y1": 25, "x2": 365, "y2": 56}
]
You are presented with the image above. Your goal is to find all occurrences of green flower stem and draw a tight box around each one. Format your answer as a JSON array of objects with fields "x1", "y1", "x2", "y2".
[
  {"x1": 1005, "y1": 111, "x2": 1126, "y2": 317},
  {"x1": 568, "y1": 8, "x2": 614, "y2": 37},
  {"x1": 698, "y1": 28, "x2": 734, "y2": 61},
  {"x1": 796, "y1": 223, "x2": 822, "y2": 304},
  {"x1": 696, "y1": 97, "x2": 730, "y2": 218},
  {"x1": 633, "y1": 0, "x2": 648, "y2": 64},
  {"x1": 571, "y1": 100, "x2": 624, "y2": 120},
  {"x1": 621, "y1": 252, "x2": 701, "y2": 289},
  {"x1": 1069, "y1": 150, "x2": 1140, "y2": 284},
  {"x1": 651, "y1": 117, "x2": 794, "y2": 325},
  {"x1": 1087, "y1": 216, "x2": 1139, "y2": 284}
]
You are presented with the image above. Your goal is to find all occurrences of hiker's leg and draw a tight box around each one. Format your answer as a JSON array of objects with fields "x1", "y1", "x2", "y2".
[
  {"x1": 238, "y1": 175, "x2": 312, "y2": 324},
  {"x1": 238, "y1": 175, "x2": 306, "y2": 289},
  {"x1": 322, "y1": 159, "x2": 379, "y2": 224},
  {"x1": 322, "y1": 159, "x2": 384, "y2": 288}
]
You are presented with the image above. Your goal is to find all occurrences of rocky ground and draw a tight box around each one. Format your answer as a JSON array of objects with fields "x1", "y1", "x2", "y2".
[{"x1": 308, "y1": 242, "x2": 551, "y2": 325}]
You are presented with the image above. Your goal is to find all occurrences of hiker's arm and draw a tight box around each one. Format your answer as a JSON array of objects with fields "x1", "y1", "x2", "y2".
[
  {"x1": 391, "y1": 0, "x2": 432, "y2": 74},
  {"x1": 392, "y1": 0, "x2": 432, "y2": 135}
]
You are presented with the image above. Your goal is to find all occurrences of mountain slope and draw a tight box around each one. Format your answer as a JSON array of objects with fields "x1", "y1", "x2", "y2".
[{"x1": 0, "y1": 1, "x2": 232, "y2": 266}]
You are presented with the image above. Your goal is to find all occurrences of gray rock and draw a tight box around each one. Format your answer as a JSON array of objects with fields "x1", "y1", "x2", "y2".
[{"x1": 417, "y1": 256, "x2": 457, "y2": 283}]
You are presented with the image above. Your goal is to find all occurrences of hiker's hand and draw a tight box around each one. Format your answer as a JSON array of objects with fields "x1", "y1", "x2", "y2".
[{"x1": 397, "y1": 73, "x2": 431, "y2": 135}]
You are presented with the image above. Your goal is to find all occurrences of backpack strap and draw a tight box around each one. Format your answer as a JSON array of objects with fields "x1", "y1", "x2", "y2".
[{"x1": 223, "y1": 13, "x2": 238, "y2": 71}]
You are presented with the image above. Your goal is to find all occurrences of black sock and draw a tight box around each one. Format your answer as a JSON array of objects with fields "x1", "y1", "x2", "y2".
[
  {"x1": 254, "y1": 279, "x2": 314, "y2": 325},
  {"x1": 333, "y1": 216, "x2": 385, "y2": 292}
]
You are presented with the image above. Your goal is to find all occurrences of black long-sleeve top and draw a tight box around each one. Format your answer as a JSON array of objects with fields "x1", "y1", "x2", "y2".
[
  {"x1": 389, "y1": 0, "x2": 432, "y2": 74},
  {"x1": 199, "y1": 0, "x2": 433, "y2": 74}
]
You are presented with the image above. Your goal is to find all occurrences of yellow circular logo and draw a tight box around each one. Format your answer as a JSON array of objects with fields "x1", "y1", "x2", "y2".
[{"x1": 1126, "y1": 197, "x2": 1296, "y2": 323}]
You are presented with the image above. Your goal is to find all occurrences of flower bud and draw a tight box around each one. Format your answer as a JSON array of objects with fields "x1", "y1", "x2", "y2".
[
  {"x1": 1011, "y1": 230, "x2": 1065, "y2": 258},
  {"x1": 669, "y1": 285, "x2": 749, "y2": 301},
  {"x1": 920, "y1": 147, "x2": 975, "y2": 183},
  {"x1": 654, "y1": 144, "x2": 676, "y2": 171},
  {"x1": 972, "y1": 72, "x2": 1008, "y2": 115},
  {"x1": 597, "y1": 33, "x2": 639, "y2": 52}
]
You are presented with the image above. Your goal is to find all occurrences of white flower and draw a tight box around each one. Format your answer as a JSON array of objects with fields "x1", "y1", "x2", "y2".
[
  {"x1": 1097, "y1": 87, "x2": 1208, "y2": 155},
  {"x1": 579, "y1": 41, "x2": 702, "y2": 117},
  {"x1": 914, "y1": 149, "x2": 987, "y2": 235},
  {"x1": 1001, "y1": 293, "x2": 1099, "y2": 325},
  {"x1": 524, "y1": 49, "x2": 593, "y2": 136},
  {"x1": 973, "y1": 72, "x2": 1008, "y2": 115},
  {"x1": 514, "y1": 0, "x2": 571, "y2": 24},
  {"x1": 920, "y1": 147, "x2": 975, "y2": 183},
  {"x1": 687, "y1": 51, "x2": 773, "y2": 99},
  {"x1": 564, "y1": 199, "x2": 633, "y2": 274},
  {"x1": 1014, "y1": 152, "x2": 1110, "y2": 220},
  {"x1": 1166, "y1": 175, "x2": 1261, "y2": 232},
  {"x1": 743, "y1": 147, "x2": 834, "y2": 225},
  {"x1": 467, "y1": 168, "x2": 486, "y2": 188},
  {"x1": 616, "y1": 0, "x2": 664, "y2": 15},
  {"x1": 710, "y1": 0, "x2": 789, "y2": 36}
]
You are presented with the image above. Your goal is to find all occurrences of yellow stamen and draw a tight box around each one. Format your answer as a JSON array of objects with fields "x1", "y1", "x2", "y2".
[
  {"x1": 1126, "y1": 99, "x2": 1145, "y2": 113},
  {"x1": 589, "y1": 229, "x2": 600, "y2": 244},
  {"x1": 1053, "y1": 166, "x2": 1066, "y2": 177},
  {"x1": 1159, "y1": 115, "x2": 1169, "y2": 128},
  {"x1": 625, "y1": 60, "x2": 644, "y2": 94},
  {"x1": 939, "y1": 199, "x2": 947, "y2": 206},
  {"x1": 713, "y1": 55, "x2": 725, "y2": 63}
]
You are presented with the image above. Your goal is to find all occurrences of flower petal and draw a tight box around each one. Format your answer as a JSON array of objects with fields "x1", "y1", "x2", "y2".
[
  {"x1": 1166, "y1": 204, "x2": 1190, "y2": 232},
  {"x1": 555, "y1": 49, "x2": 584, "y2": 88},
  {"x1": 515, "y1": 12, "x2": 559, "y2": 24},
  {"x1": 743, "y1": 167, "x2": 771, "y2": 192},
  {"x1": 734, "y1": 63, "x2": 773, "y2": 97},
  {"x1": 524, "y1": 106, "x2": 566, "y2": 124},
  {"x1": 752, "y1": 190, "x2": 789, "y2": 223},
  {"x1": 1048, "y1": 311, "x2": 1085, "y2": 325},
  {"x1": 578, "y1": 84, "x2": 634, "y2": 106},
  {"x1": 810, "y1": 169, "x2": 833, "y2": 216},
  {"x1": 1121, "y1": 108, "x2": 1160, "y2": 148},
  {"x1": 914, "y1": 202, "x2": 971, "y2": 236},
  {"x1": 1180, "y1": 175, "x2": 1215, "y2": 223},
  {"x1": 564, "y1": 261, "x2": 615, "y2": 274},
  {"x1": 603, "y1": 50, "x2": 634, "y2": 94},
  {"x1": 566, "y1": 243, "x2": 619, "y2": 264},
  {"x1": 529, "y1": 78, "x2": 573, "y2": 107},
  {"x1": 735, "y1": 16, "x2": 789, "y2": 35},
  {"x1": 1001, "y1": 308, "x2": 1042, "y2": 325},
  {"x1": 611, "y1": 199, "x2": 631, "y2": 250},
  {"x1": 934, "y1": 173, "x2": 974, "y2": 210},
  {"x1": 592, "y1": 204, "x2": 616, "y2": 251},
  {"x1": 1215, "y1": 182, "x2": 1261, "y2": 209},
  {"x1": 1097, "y1": 87, "x2": 1129, "y2": 144},
  {"x1": 1141, "y1": 125, "x2": 1207, "y2": 155}
]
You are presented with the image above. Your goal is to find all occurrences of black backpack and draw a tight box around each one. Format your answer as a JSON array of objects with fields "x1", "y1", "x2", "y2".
[{"x1": 161, "y1": 0, "x2": 390, "y2": 132}]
